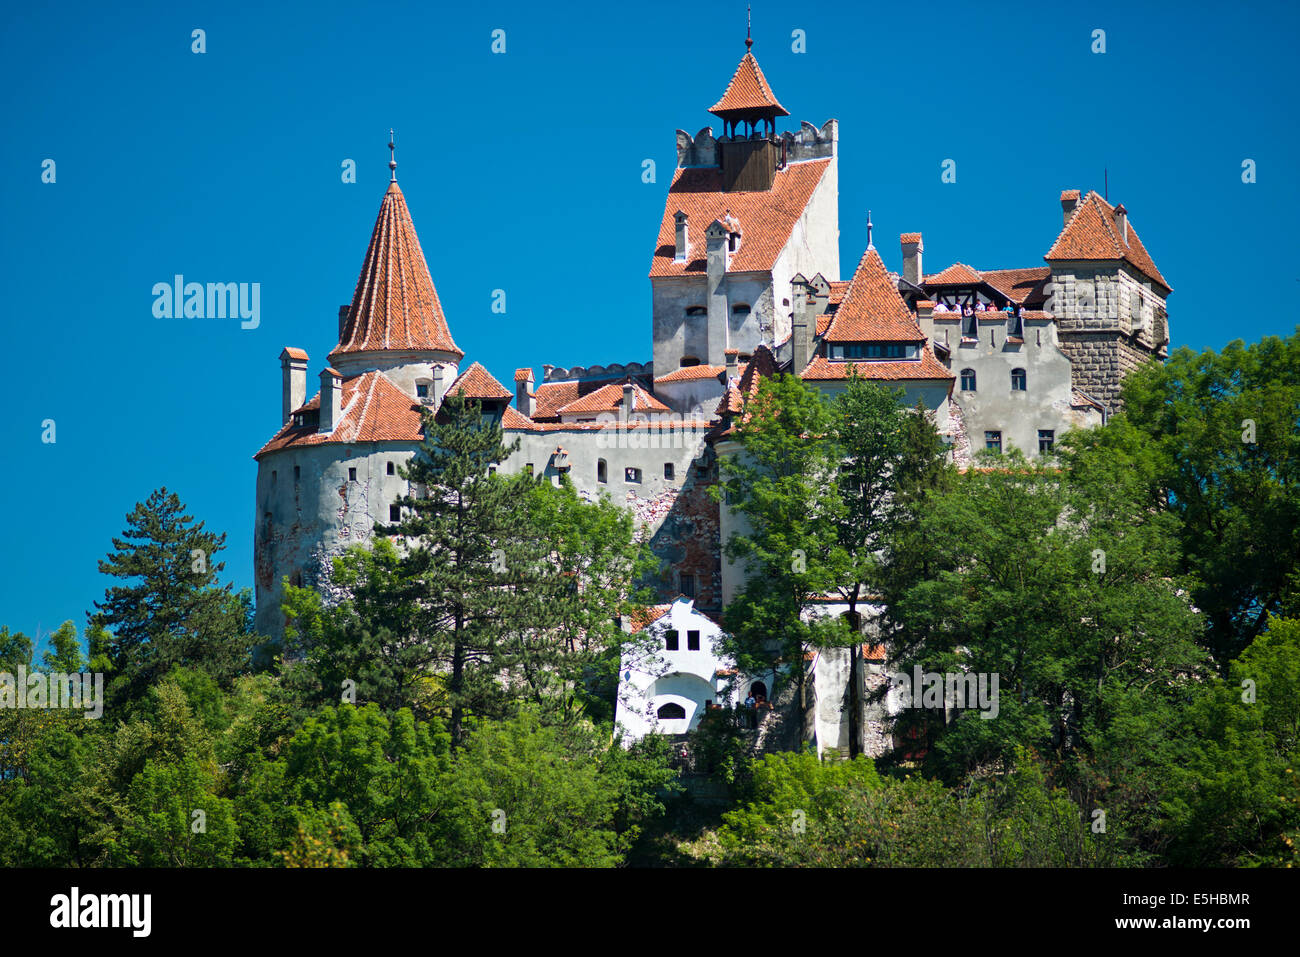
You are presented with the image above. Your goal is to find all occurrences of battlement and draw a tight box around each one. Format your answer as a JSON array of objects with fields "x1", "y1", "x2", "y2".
[
  {"x1": 675, "y1": 119, "x2": 837, "y2": 169},
  {"x1": 541, "y1": 360, "x2": 653, "y2": 384}
]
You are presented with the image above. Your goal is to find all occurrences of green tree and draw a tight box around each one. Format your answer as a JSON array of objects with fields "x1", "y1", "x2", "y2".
[
  {"x1": 716, "y1": 373, "x2": 846, "y2": 705},
  {"x1": 90, "y1": 488, "x2": 257, "y2": 709},
  {"x1": 1116, "y1": 331, "x2": 1300, "y2": 670}
]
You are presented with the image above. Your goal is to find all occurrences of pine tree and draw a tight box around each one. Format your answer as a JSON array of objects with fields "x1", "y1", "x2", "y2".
[
  {"x1": 382, "y1": 395, "x2": 547, "y2": 746},
  {"x1": 91, "y1": 488, "x2": 255, "y2": 709}
]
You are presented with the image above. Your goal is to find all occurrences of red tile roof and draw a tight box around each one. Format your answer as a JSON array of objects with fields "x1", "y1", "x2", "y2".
[
  {"x1": 708, "y1": 52, "x2": 789, "y2": 117},
  {"x1": 500, "y1": 405, "x2": 537, "y2": 430},
  {"x1": 979, "y1": 267, "x2": 1051, "y2": 305},
  {"x1": 800, "y1": 349, "x2": 955, "y2": 383},
  {"x1": 899, "y1": 232, "x2": 922, "y2": 244},
  {"x1": 449, "y1": 362, "x2": 512, "y2": 400},
  {"x1": 823, "y1": 247, "x2": 924, "y2": 344},
  {"x1": 531, "y1": 381, "x2": 582, "y2": 421},
  {"x1": 1045, "y1": 190, "x2": 1170, "y2": 291},
  {"x1": 924, "y1": 262, "x2": 983, "y2": 285},
  {"x1": 330, "y1": 182, "x2": 462, "y2": 362},
  {"x1": 555, "y1": 382, "x2": 669, "y2": 416},
  {"x1": 650, "y1": 160, "x2": 832, "y2": 277},
  {"x1": 255, "y1": 371, "x2": 425, "y2": 458},
  {"x1": 655, "y1": 364, "x2": 726, "y2": 383},
  {"x1": 827, "y1": 280, "x2": 851, "y2": 305},
  {"x1": 513, "y1": 367, "x2": 533, "y2": 382},
  {"x1": 280, "y1": 346, "x2": 308, "y2": 361}
]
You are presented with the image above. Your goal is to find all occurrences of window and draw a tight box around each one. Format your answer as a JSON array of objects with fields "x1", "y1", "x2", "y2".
[
  {"x1": 1011, "y1": 368, "x2": 1027, "y2": 391},
  {"x1": 597, "y1": 459, "x2": 607, "y2": 484},
  {"x1": 727, "y1": 233, "x2": 737, "y2": 252},
  {"x1": 664, "y1": 629, "x2": 679, "y2": 651},
  {"x1": 625, "y1": 467, "x2": 642, "y2": 483},
  {"x1": 657, "y1": 702, "x2": 686, "y2": 719},
  {"x1": 697, "y1": 465, "x2": 708, "y2": 480},
  {"x1": 387, "y1": 461, "x2": 395, "y2": 475},
  {"x1": 1038, "y1": 429, "x2": 1055, "y2": 453},
  {"x1": 348, "y1": 467, "x2": 357, "y2": 481},
  {"x1": 731, "y1": 303, "x2": 751, "y2": 317},
  {"x1": 685, "y1": 306, "x2": 707, "y2": 317},
  {"x1": 985, "y1": 431, "x2": 1002, "y2": 453},
  {"x1": 831, "y1": 343, "x2": 914, "y2": 360},
  {"x1": 271, "y1": 470, "x2": 277, "y2": 483},
  {"x1": 687, "y1": 630, "x2": 700, "y2": 651},
  {"x1": 389, "y1": 504, "x2": 401, "y2": 521},
  {"x1": 294, "y1": 465, "x2": 301, "y2": 482},
  {"x1": 960, "y1": 369, "x2": 977, "y2": 391},
  {"x1": 524, "y1": 463, "x2": 534, "y2": 476},
  {"x1": 679, "y1": 356, "x2": 701, "y2": 367},
  {"x1": 664, "y1": 463, "x2": 675, "y2": 480},
  {"x1": 680, "y1": 573, "x2": 696, "y2": 599},
  {"x1": 416, "y1": 383, "x2": 429, "y2": 398}
]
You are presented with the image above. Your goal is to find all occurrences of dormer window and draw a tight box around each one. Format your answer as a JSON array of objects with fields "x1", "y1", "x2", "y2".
[
  {"x1": 416, "y1": 383, "x2": 429, "y2": 398},
  {"x1": 727, "y1": 234, "x2": 737, "y2": 252}
]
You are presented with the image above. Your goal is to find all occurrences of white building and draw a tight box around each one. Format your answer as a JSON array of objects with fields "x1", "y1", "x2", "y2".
[{"x1": 615, "y1": 597, "x2": 767, "y2": 743}]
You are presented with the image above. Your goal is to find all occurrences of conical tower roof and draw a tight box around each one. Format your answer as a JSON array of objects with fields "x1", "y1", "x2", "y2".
[
  {"x1": 709, "y1": 52, "x2": 789, "y2": 119},
  {"x1": 331, "y1": 181, "x2": 462, "y2": 361}
]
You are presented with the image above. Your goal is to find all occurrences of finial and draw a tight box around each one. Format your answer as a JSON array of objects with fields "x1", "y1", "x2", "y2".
[
  {"x1": 746, "y1": 5, "x2": 752, "y2": 51},
  {"x1": 866, "y1": 210, "x2": 874, "y2": 249},
  {"x1": 389, "y1": 129, "x2": 397, "y2": 182}
]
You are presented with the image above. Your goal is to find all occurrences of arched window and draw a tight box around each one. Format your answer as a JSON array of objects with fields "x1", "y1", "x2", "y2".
[
  {"x1": 960, "y1": 369, "x2": 977, "y2": 391},
  {"x1": 656, "y1": 702, "x2": 686, "y2": 719},
  {"x1": 597, "y1": 459, "x2": 607, "y2": 484},
  {"x1": 1011, "y1": 368, "x2": 1027, "y2": 391},
  {"x1": 679, "y1": 356, "x2": 701, "y2": 367},
  {"x1": 731, "y1": 303, "x2": 751, "y2": 317},
  {"x1": 685, "y1": 306, "x2": 707, "y2": 317}
]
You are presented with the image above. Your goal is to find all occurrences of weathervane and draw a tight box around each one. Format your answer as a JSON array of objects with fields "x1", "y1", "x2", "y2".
[
  {"x1": 389, "y1": 129, "x2": 397, "y2": 182},
  {"x1": 746, "y1": 5, "x2": 752, "y2": 51},
  {"x1": 867, "y1": 210, "x2": 874, "y2": 249}
]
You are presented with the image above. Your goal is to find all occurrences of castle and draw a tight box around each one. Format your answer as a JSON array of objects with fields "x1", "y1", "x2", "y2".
[{"x1": 252, "y1": 39, "x2": 1170, "y2": 754}]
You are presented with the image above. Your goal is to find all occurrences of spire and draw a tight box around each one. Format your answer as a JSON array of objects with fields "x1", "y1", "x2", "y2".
[
  {"x1": 388, "y1": 129, "x2": 397, "y2": 182},
  {"x1": 746, "y1": 4, "x2": 752, "y2": 51},
  {"x1": 866, "y1": 210, "x2": 874, "y2": 250},
  {"x1": 330, "y1": 179, "x2": 462, "y2": 362}
]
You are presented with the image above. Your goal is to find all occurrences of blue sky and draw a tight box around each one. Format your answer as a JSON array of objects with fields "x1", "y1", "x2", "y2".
[{"x1": 1, "y1": 0, "x2": 1296, "y2": 652}]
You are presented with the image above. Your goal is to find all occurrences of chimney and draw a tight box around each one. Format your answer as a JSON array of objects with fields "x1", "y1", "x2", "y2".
[
  {"x1": 1060, "y1": 189, "x2": 1081, "y2": 227},
  {"x1": 432, "y1": 366, "x2": 447, "y2": 408},
  {"x1": 900, "y1": 233, "x2": 924, "y2": 286},
  {"x1": 514, "y1": 367, "x2": 535, "y2": 417},
  {"x1": 791, "y1": 275, "x2": 812, "y2": 376},
  {"x1": 318, "y1": 367, "x2": 342, "y2": 433},
  {"x1": 1114, "y1": 204, "x2": 1128, "y2": 244},
  {"x1": 674, "y1": 211, "x2": 689, "y2": 263},
  {"x1": 621, "y1": 383, "x2": 635, "y2": 426},
  {"x1": 706, "y1": 219, "x2": 730, "y2": 365},
  {"x1": 724, "y1": 348, "x2": 739, "y2": 381},
  {"x1": 338, "y1": 305, "x2": 350, "y2": 339},
  {"x1": 279, "y1": 347, "x2": 308, "y2": 424},
  {"x1": 916, "y1": 300, "x2": 936, "y2": 344}
]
